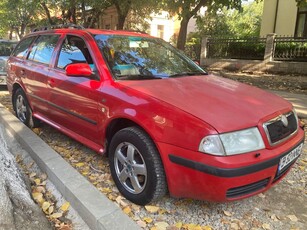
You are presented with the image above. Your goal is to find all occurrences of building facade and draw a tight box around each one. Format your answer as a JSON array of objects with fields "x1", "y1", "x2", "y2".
[
  {"x1": 260, "y1": 0, "x2": 307, "y2": 37},
  {"x1": 98, "y1": 6, "x2": 181, "y2": 43}
]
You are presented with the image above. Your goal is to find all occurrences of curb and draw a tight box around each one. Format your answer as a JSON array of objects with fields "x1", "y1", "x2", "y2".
[{"x1": 0, "y1": 103, "x2": 141, "y2": 230}]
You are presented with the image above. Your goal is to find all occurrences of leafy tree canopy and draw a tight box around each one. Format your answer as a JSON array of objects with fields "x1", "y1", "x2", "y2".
[{"x1": 161, "y1": 0, "x2": 244, "y2": 50}]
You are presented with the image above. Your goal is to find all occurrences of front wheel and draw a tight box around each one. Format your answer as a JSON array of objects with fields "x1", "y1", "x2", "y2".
[
  {"x1": 109, "y1": 127, "x2": 167, "y2": 205},
  {"x1": 13, "y1": 88, "x2": 40, "y2": 128}
]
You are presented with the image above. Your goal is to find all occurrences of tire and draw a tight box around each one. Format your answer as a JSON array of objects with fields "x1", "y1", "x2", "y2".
[
  {"x1": 13, "y1": 88, "x2": 40, "y2": 128},
  {"x1": 109, "y1": 127, "x2": 167, "y2": 205}
]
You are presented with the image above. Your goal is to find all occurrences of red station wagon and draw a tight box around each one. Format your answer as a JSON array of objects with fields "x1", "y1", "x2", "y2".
[{"x1": 7, "y1": 26, "x2": 305, "y2": 205}]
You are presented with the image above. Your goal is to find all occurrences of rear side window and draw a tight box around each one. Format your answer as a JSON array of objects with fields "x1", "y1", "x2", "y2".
[
  {"x1": 28, "y1": 35, "x2": 60, "y2": 65},
  {"x1": 12, "y1": 37, "x2": 35, "y2": 58}
]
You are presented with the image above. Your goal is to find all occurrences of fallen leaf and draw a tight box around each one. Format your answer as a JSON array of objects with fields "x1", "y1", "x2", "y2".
[
  {"x1": 203, "y1": 226, "x2": 213, "y2": 230},
  {"x1": 42, "y1": 201, "x2": 51, "y2": 212},
  {"x1": 34, "y1": 186, "x2": 46, "y2": 193},
  {"x1": 29, "y1": 172, "x2": 36, "y2": 178},
  {"x1": 60, "y1": 202, "x2": 70, "y2": 212},
  {"x1": 123, "y1": 207, "x2": 132, "y2": 215},
  {"x1": 158, "y1": 208, "x2": 168, "y2": 215},
  {"x1": 223, "y1": 210, "x2": 232, "y2": 216},
  {"x1": 145, "y1": 205, "x2": 160, "y2": 213},
  {"x1": 230, "y1": 222, "x2": 239, "y2": 230},
  {"x1": 262, "y1": 223, "x2": 271, "y2": 230},
  {"x1": 154, "y1": 221, "x2": 169, "y2": 230},
  {"x1": 32, "y1": 192, "x2": 44, "y2": 204},
  {"x1": 100, "y1": 187, "x2": 112, "y2": 193},
  {"x1": 270, "y1": 214, "x2": 278, "y2": 221},
  {"x1": 75, "y1": 162, "x2": 85, "y2": 167},
  {"x1": 175, "y1": 222, "x2": 183, "y2": 228},
  {"x1": 34, "y1": 178, "x2": 41, "y2": 185},
  {"x1": 287, "y1": 215, "x2": 298, "y2": 222},
  {"x1": 50, "y1": 212, "x2": 63, "y2": 219},
  {"x1": 48, "y1": 206, "x2": 54, "y2": 215},
  {"x1": 137, "y1": 220, "x2": 146, "y2": 228},
  {"x1": 143, "y1": 217, "x2": 153, "y2": 223}
]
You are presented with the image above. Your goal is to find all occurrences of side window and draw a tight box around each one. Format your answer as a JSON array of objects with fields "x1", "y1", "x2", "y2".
[
  {"x1": 12, "y1": 37, "x2": 35, "y2": 58},
  {"x1": 57, "y1": 35, "x2": 94, "y2": 69},
  {"x1": 27, "y1": 35, "x2": 59, "y2": 65}
]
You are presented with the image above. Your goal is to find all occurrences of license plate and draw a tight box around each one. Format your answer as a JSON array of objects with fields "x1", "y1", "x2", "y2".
[{"x1": 278, "y1": 143, "x2": 303, "y2": 173}]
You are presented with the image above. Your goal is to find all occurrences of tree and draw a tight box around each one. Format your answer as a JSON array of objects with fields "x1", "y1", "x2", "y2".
[
  {"x1": 195, "y1": 0, "x2": 263, "y2": 38},
  {"x1": 296, "y1": 0, "x2": 307, "y2": 7},
  {"x1": 162, "y1": 0, "x2": 243, "y2": 50},
  {"x1": 107, "y1": 0, "x2": 156, "y2": 30},
  {"x1": 0, "y1": 0, "x2": 40, "y2": 39}
]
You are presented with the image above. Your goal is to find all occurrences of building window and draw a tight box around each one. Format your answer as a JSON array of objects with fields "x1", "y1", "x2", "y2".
[
  {"x1": 157, "y1": 25, "x2": 164, "y2": 39},
  {"x1": 295, "y1": 6, "x2": 307, "y2": 37}
]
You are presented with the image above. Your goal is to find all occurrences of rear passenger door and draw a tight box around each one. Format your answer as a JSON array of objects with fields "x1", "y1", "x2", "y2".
[
  {"x1": 22, "y1": 34, "x2": 60, "y2": 115},
  {"x1": 47, "y1": 35, "x2": 102, "y2": 145}
]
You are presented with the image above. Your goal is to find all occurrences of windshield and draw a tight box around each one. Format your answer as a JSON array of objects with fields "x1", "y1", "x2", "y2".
[{"x1": 94, "y1": 34, "x2": 206, "y2": 80}]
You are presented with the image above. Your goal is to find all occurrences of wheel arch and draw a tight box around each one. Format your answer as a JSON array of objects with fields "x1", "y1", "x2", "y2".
[{"x1": 105, "y1": 117, "x2": 157, "y2": 156}]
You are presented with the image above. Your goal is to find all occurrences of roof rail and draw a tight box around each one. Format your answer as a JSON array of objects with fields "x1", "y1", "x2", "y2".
[
  {"x1": 32, "y1": 23, "x2": 84, "y2": 32},
  {"x1": 123, "y1": 29, "x2": 148, "y2": 35}
]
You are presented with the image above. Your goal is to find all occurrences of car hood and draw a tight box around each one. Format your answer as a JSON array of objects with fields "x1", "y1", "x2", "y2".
[{"x1": 118, "y1": 75, "x2": 292, "y2": 133}]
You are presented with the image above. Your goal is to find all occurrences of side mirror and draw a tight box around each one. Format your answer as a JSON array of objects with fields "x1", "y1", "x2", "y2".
[{"x1": 65, "y1": 63, "x2": 92, "y2": 77}]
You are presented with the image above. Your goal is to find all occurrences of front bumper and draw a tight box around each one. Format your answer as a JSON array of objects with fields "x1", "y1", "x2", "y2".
[{"x1": 157, "y1": 128, "x2": 305, "y2": 202}]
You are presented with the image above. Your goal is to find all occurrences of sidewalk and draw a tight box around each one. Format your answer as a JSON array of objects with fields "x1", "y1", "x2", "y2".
[{"x1": 270, "y1": 90, "x2": 307, "y2": 119}]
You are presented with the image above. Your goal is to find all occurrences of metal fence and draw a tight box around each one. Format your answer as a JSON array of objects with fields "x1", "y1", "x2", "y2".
[
  {"x1": 199, "y1": 36, "x2": 307, "y2": 62},
  {"x1": 206, "y1": 37, "x2": 266, "y2": 60},
  {"x1": 274, "y1": 37, "x2": 307, "y2": 62}
]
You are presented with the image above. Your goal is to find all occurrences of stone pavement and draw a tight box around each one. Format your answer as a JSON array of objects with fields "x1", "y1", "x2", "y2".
[{"x1": 270, "y1": 90, "x2": 307, "y2": 119}]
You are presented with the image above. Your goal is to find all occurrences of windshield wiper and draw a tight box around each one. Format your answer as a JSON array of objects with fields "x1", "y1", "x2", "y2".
[
  {"x1": 116, "y1": 74, "x2": 162, "y2": 80},
  {"x1": 168, "y1": 71, "x2": 208, "y2": 78}
]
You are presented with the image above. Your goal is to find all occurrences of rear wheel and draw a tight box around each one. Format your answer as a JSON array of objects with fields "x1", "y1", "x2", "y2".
[
  {"x1": 109, "y1": 127, "x2": 167, "y2": 205},
  {"x1": 13, "y1": 88, "x2": 40, "y2": 128}
]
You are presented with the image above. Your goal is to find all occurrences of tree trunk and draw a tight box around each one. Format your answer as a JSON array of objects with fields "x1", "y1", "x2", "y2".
[
  {"x1": 114, "y1": 1, "x2": 131, "y2": 30},
  {"x1": 177, "y1": 17, "x2": 191, "y2": 50},
  {"x1": 81, "y1": 1, "x2": 87, "y2": 27},
  {"x1": 0, "y1": 126, "x2": 52, "y2": 230},
  {"x1": 117, "y1": 14, "x2": 126, "y2": 30},
  {"x1": 41, "y1": 2, "x2": 54, "y2": 25}
]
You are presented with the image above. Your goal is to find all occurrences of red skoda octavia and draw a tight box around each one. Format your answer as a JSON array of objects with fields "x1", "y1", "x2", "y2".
[{"x1": 7, "y1": 27, "x2": 305, "y2": 205}]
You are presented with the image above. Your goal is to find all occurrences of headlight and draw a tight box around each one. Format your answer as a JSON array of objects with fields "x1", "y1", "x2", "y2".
[{"x1": 199, "y1": 127, "x2": 265, "y2": 156}]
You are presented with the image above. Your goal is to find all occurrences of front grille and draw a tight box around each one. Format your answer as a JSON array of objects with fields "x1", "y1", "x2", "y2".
[
  {"x1": 226, "y1": 178, "x2": 270, "y2": 198},
  {"x1": 264, "y1": 112, "x2": 298, "y2": 145}
]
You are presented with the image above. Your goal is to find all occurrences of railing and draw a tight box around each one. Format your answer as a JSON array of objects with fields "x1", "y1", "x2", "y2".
[
  {"x1": 206, "y1": 37, "x2": 266, "y2": 60},
  {"x1": 199, "y1": 35, "x2": 307, "y2": 62},
  {"x1": 274, "y1": 37, "x2": 307, "y2": 62}
]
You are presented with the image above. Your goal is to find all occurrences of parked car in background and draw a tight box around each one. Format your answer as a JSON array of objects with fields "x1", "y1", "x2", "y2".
[
  {"x1": 6, "y1": 26, "x2": 305, "y2": 205},
  {"x1": 0, "y1": 40, "x2": 17, "y2": 85}
]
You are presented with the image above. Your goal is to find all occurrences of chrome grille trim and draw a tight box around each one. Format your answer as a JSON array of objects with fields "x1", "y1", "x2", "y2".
[{"x1": 263, "y1": 111, "x2": 298, "y2": 146}]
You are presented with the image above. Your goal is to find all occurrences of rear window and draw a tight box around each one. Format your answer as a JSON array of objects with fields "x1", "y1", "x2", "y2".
[
  {"x1": 28, "y1": 35, "x2": 60, "y2": 65},
  {"x1": 12, "y1": 37, "x2": 35, "y2": 58}
]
